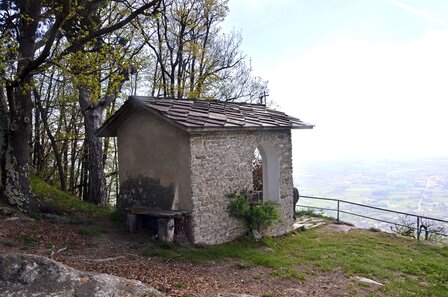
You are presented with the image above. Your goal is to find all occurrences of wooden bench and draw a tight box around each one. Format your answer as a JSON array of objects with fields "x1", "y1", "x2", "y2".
[{"x1": 126, "y1": 207, "x2": 191, "y2": 242}]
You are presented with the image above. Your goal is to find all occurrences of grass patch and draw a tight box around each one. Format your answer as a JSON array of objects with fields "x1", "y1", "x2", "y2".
[
  {"x1": 296, "y1": 209, "x2": 336, "y2": 221},
  {"x1": 3, "y1": 240, "x2": 17, "y2": 247},
  {"x1": 31, "y1": 175, "x2": 113, "y2": 218},
  {"x1": 22, "y1": 235, "x2": 39, "y2": 249},
  {"x1": 267, "y1": 229, "x2": 448, "y2": 296},
  {"x1": 174, "y1": 282, "x2": 186, "y2": 289},
  {"x1": 144, "y1": 228, "x2": 448, "y2": 296},
  {"x1": 78, "y1": 226, "x2": 101, "y2": 236}
]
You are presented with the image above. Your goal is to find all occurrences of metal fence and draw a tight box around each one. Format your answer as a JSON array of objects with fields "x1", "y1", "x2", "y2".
[{"x1": 297, "y1": 195, "x2": 448, "y2": 241}]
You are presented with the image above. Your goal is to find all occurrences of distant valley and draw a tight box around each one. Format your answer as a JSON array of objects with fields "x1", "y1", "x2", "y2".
[{"x1": 294, "y1": 157, "x2": 448, "y2": 232}]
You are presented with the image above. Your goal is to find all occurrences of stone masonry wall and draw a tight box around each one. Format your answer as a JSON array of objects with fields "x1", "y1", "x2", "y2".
[{"x1": 189, "y1": 129, "x2": 294, "y2": 245}]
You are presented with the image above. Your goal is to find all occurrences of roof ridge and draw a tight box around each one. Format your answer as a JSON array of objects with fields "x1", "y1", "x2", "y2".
[{"x1": 130, "y1": 96, "x2": 268, "y2": 107}]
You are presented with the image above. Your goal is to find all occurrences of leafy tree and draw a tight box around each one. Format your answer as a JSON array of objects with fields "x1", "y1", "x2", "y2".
[
  {"x1": 138, "y1": 0, "x2": 267, "y2": 101},
  {"x1": 0, "y1": 0, "x2": 269, "y2": 214},
  {"x1": 0, "y1": 0, "x2": 161, "y2": 212}
]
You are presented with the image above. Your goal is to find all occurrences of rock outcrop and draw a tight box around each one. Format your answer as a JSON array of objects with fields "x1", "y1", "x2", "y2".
[{"x1": 0, "y1": 253, "x2": 164, "y2": 297}]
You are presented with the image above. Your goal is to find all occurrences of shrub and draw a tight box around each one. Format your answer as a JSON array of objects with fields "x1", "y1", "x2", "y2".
[
  {"x1": 228, "y1": 189, "x2": 251, "y2": 218},
  {"x1": 250, "y1": 201, "x2": 279, "y2": 231},
  {"x1": 227, "y1": 189, "x2": 280, "y2": 232}
]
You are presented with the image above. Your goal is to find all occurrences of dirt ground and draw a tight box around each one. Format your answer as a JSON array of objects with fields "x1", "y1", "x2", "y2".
[{"x1": 0, "y1": 209, "x2": 382, "y2": 297}]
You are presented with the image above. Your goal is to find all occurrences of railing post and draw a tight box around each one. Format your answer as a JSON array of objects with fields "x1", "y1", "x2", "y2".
[
  {"x1": 416, "y1": 216, "x2": 420, "y2": 241},
  {"x1": 337, "y1": 200, "x2": 340, "y2": 223}
]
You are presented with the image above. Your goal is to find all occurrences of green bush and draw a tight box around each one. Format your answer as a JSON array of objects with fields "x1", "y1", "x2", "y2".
[
  {"x1": 227, "y1": 189, "x2": 280, "y2": 232},
  {"x1": 228, "y1": 189, "x2": 251, "y2": 218},
  {"x1": 250, "y1": 201, "x2": 279, "y2": 230}
]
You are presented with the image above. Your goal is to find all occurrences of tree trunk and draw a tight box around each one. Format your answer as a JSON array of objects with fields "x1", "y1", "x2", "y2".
[
  {"x1": 32, "y1": 93, "x2": 43, "y2": 172},
  {"x1": 0, "y1": 87, "x2": 9, "y2": 202},
  {"x1": 34, "y1": 88, "x2": 67, "y2": 192},
  {"x1": 3, "y1": 85, "x2": 38, "y2": 213},
  {"x1": 80, "y1": 140, "x2": 89, "y2": 201},
  {"x1": 2, "y1": 0, "x2": 41, "y2": 212},
  {"x1": 78, "y1": 86, "x2": 108, "y2": 206},
  {"x1": 69, "y1": 124, "x2": 80, "y2": 194}
]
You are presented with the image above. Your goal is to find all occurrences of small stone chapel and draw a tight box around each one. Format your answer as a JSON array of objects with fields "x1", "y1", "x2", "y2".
[{"x1": 97, "y1": 96, "x2": 313, "y2": 245}]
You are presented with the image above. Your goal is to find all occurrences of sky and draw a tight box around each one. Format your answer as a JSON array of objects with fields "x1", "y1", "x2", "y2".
[{"x1": 222, "y1": 0, "x2": 448, "y2": 164}]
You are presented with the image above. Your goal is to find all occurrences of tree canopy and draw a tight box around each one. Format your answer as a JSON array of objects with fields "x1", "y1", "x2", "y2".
[{"x1": 0, "y1": 0, "x2": 269, "y2": 211}]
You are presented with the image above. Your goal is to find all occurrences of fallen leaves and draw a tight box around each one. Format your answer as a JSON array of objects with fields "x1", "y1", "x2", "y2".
[{"x1": 0, "y1": 217, "x2": 376, "y2": 297}]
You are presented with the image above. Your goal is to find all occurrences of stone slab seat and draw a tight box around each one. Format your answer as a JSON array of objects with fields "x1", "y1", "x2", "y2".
[
  {"x1": 126, "y1": 207, "x2": 191, "y2": 218},
  {"x1": 125, "y1": 207, "x2": 191, "y2": 242}
]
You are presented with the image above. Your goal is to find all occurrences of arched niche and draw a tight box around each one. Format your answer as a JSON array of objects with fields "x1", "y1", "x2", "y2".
[
  {"x1": 252, "y1": 148, "x2": 263, "y2": 192},
  {"x1": 257, "y1": 142, "x2": 280, "y2": 202}
]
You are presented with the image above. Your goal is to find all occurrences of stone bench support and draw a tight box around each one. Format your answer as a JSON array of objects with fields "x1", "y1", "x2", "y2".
[
  {"x1": 125, "y1": 207, "x2": 190, "y2": 242},
  {"x1": 127, "y1": 214, "x2": 138, "y2": 233},
  {"x1": 157, "y1": 218, "x2": 175, "y2": 242}
]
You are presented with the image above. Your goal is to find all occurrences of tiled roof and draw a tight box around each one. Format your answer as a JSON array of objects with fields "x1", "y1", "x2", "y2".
[{"x1": 97, "y1": 96, "x2": 313, "y2": 136}]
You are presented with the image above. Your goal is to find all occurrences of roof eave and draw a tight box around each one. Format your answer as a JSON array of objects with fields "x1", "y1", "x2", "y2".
[
  {"x1": 95, "y1": 101, "x2": 133, "y2": 137},
  {"x1": 186, "y1": 125, "x2": 313, "y2": 133},
  {"x1": 96, "y1": 96, "x2": 190, "y2": 137},
  {"x1": 291, "y1": 125, "x2": 314, "y2": 130}
]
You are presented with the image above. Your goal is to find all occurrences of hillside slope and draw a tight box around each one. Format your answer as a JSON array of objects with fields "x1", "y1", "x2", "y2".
[{"x1": 0, "y1": 178, "x2": 446, "y2": 296}]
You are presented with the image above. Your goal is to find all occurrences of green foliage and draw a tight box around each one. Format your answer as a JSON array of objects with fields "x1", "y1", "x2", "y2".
[
  {"x1": 158, "y1": 241, "x2": 175, "y2": 250},
  {"x1": 23, "y1": 235, "x2": 38, "y2": 247},
  {"x1": 109, "y1": 210, "x2": 123, "y2": 222},
  {"x1": 250, "y1": 202, "x2": 280, "y2": 230},
  {"x1": 29, "y1": 212, "x2": 40, "y2": 220},
  {"x1": 30, "y1": 175, "x2": 113, "y2": 218},
  {"x1": 227, "y1": 189, "x2": 251, "y2": 217},
  {"x1": 78, "y1": 226, "x2": 100, "y2": 236},
  {"x1": 227, "y1": 189, "x2": 280, "y2": 232}
]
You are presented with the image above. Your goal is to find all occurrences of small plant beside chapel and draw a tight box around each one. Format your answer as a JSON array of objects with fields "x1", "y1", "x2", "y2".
[{"x1": 227, "y1": 189, "x2": 280, "y2": 238}]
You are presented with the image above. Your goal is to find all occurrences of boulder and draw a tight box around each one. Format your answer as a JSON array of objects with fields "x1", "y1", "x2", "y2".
[
  {"x1": 0, "y1": 207, "x2": 15, "y2": 217},
  {"x1": 0, "y1": 253, "x2": 164, "y2": 297}
]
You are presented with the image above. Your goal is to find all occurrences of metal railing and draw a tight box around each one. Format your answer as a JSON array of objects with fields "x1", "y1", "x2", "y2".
[{"x1": 297, "y1": 195, "x2": 448, "y2": 241}]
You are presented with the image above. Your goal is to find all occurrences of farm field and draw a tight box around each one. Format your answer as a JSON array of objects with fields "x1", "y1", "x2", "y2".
[{"x1": 294, "y1": 157, "x2": 448, "y2": 233}]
